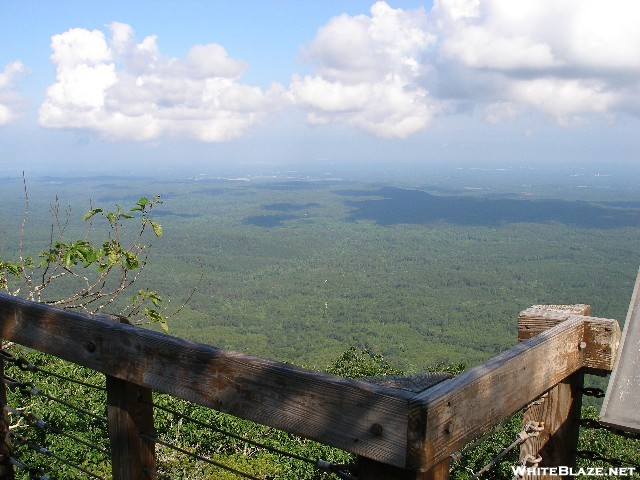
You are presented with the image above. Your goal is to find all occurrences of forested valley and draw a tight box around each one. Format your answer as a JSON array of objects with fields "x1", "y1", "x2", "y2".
[
  {"x1": 1, "y1": 172, "x2": 638, "y2": 372},
  {"x1": 1, "y1": 170, "x2": 639, "y2": 478}
]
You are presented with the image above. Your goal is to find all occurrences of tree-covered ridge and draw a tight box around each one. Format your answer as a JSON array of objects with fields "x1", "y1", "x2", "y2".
[
  {"x1": 0, "y1": 176, "x2": 638, "y2": 373},
  {"x1": 1, "y1": 174, "x2": 639, "y2": 478}
]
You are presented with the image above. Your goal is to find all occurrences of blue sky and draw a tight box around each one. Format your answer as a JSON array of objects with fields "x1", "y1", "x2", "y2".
[{"x1": 1, "y1": 1, "x2": 639, "y2": 177}]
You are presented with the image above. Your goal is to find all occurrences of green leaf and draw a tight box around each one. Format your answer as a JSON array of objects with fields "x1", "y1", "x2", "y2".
[
  {"x1": 159, "y1": 319, "x2": 169, "y2": 333},
  {"x1": 82, "y1": 208, "x2": 103, "y2": 222},
  {"x1": 84, "y1": 249, "x2": 98, "y2": 264},
  {"x1": 63, "y1": 251, "x2": 74, "y2": 268},
  {"x1": 106, "y1": 212, "x2": 115, "y2": 223},
  {"x1": 149, "y1": 292, "x2": 162, "y2": 307},
  {"x1": 124, "y1": 253, "x2": 139, "y2": 270},
  {"x1": 144, "y1": 308, "x2": 168, "y2": 332},
  {"x1": 150, "y1": 220, "x2": 163, "y2": 237}
]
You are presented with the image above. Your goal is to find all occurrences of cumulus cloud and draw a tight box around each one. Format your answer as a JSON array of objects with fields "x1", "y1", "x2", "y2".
[
  {"x1": 292, "y1": 0, "x2": 640, "y2": 137},
  {"x1": 430, "y1": 0, "x2": 640, "y2": 124},
  {"x1": 290, "y1": 1, "x2": 442, "y2": 138},
  {"x1": 39, "y1": 22, "x2": 285, "y2": 141},
  {"x1": 0, "y1": 61, "x2": 29, "y2": 126},
  {"x1": 36, "y1": 1, "x2": 640, "y2": 141}
]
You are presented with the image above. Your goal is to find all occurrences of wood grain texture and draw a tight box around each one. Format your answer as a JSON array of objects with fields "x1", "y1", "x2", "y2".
[
  {"x1": 518, "y1": 306, "x2": 620, "y2": 371},
  {"x1": 517, "y1": 306, "x2": 588, "y2": 479},
  {"x1": 107, "y1": 376, "x2": 156, "y2": 480},
  {"x1": 517, "y1": 305, "x2": 590, "y2": 342},
  {"x1": 406, "y1": 317, "x2": 586, "y2": 471},
  {"x1": 582, "y1": 316, "x2": 620, "y2": 371},
  {"x1": 0, "y1": 293, "x2": 410, "y2": 467},
  {"x1": 518, "y1": 372, "x2": 584, "y2": 479}
]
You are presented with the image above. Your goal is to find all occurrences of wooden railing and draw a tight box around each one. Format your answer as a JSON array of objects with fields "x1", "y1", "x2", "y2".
[{"x1": 0, "y1": 292, "x2": 621, "y2": 479}]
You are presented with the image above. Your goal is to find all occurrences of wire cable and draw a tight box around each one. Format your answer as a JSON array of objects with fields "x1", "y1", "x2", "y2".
[
  {"x1": 151, "y1": 399, "x2": 311, "y2": 464},
  {"x1": 6, "y1": 405, "x2": 110, "y2": 455},
  {"x1": 10, "y1": 456, "x2": 52, "y2": 480},
  {"x1": 11, "y1": 432, "x2": 107, "y2": 480},
  {"x1": 2, "y1": 349, "x2": 106, "y2": 390},
  {"x1": 149, "y1": 399, "x2": 357, "y2": 478},
  {"x1": 4, "y1": 375, "x2": 108, "y2": 424},
  {"x1": 469, "y1": 421, "x2": 544, "y2": 479},
  {"x1": 142, "y1": 433, "x2": 263, "y2": 480},
  {"x1": 580, "y1": 418, "x2": 640, "y2": 440},
  {"x1": 575, "y1": 450, "x2": 640, "y2": 470},
  {"x1": 450, "y1": 408, "x2": 523, "y2": 462}
]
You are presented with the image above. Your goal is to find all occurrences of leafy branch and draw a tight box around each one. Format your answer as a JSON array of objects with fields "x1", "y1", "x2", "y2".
[{"x1": 0, "y1": 179, "x2": 187, "y2": 331}]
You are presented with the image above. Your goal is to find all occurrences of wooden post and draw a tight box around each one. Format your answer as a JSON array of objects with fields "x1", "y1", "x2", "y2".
[
  {"x1": 517, "y1": 305, "x2": 590, "y2": 479},
  {"x1": 104, "y1": 313, "x2": 155, "y2": 480},
  {"x1": 106, "y1": 376, "x2": 156, "y2": 480},
  {"x1": 358, "y1": 374, "x2": 453, "y2": 479}
]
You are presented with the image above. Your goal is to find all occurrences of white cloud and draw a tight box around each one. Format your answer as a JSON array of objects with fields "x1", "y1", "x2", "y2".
[
  {"x1": 35, "y1": 1, "x2": 640, "y2": 141},
  {"x1": 291, "y1": 0, "x2": 640, "y2": 137},
  {"x1": 39, "y1": 23, "x2": 285, "y2": 141},
  {"x1": 430, "y1": 0, "x2": 640, "y2": 124},
  {"x1": 290, "y1": 1, "x2": 442, "y2": 138},
  {"x1": 0, "y1": 61, "x2": 29, "y2": 126}
]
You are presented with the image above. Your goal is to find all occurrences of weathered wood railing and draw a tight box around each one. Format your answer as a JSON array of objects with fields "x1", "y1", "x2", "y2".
[{"x1": 0, "y1": 292, "x2": 621, "y2": 479}]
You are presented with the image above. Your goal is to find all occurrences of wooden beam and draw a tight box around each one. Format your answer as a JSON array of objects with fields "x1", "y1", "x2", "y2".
[
  {"x1": 359, "y1": 374, "x2": 453, "y2": 478},
  {"x1": 0, "y1": 294, "x2": 621, "y2": 472},
  {"x1": 0, "y1": 293, "x2": 411, "y2": 467},
  {"x1": 517, "y1": 304, "x2": 590, "y2": 342},
  {"x1": 582, "y1": 316, "x2": 621, "y2": 371},
  {"x1": 407, "y1": 317, "x2": 588, "y2": 471},
  {"x1": 518, "y1": 306, "x2": 620, "y2": 371},
  {"x1": 105, "y1": 315, "x2": 155, "y2": 480}
]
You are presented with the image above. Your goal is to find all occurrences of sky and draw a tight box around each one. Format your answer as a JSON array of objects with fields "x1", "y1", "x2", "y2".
[{"x1": 1, "y1": 0, "x2": 639, "y2": 178}]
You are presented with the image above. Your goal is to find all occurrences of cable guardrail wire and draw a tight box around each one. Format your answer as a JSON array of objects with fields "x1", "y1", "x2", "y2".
[
  {"x1": 468, "y1": 421, "x2": 545, "y2": 480},
  {"x1": 450, "y1": 386, "x2": 639, "y2": 479},
  {"x1": 148, "y1": 398, "x2": 358, "y2": 480},
  {"x1": 10, "y1": 432, "x2": 106, "y2": 480},
  {"x1": 142, "y1": 432, "x2": 263, "y2": 480},
  {"x1": 9, "y1": 456, "x2": 52, "y2": 480},
  {"x1": 8, "y1": 347, "x2": 635, "y2": 480},
  {"x1": 6, "y1": 405, "x2": 111, "y2": 456},
  {"x1": 1, "y1": 350, "x2": 106, "y2": 391},
  {"x1": 3, "y1": 374, "x2": 108, "y2": 426},
  {"x1": 447, "y1": 405, "x2": 530, "y2": 480},
  {"x1": 575, "y1": 450, "x2": 640, "y2": 471},
  {"x1": 450, "y1": 409, "x2": 524, "y2": 463},
  {"x1": 4, "y1": 349, "x2": 356, "y2": 479},
  {"x1": 579, "y1": 418, "x2": 640, "y2": 441}
]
